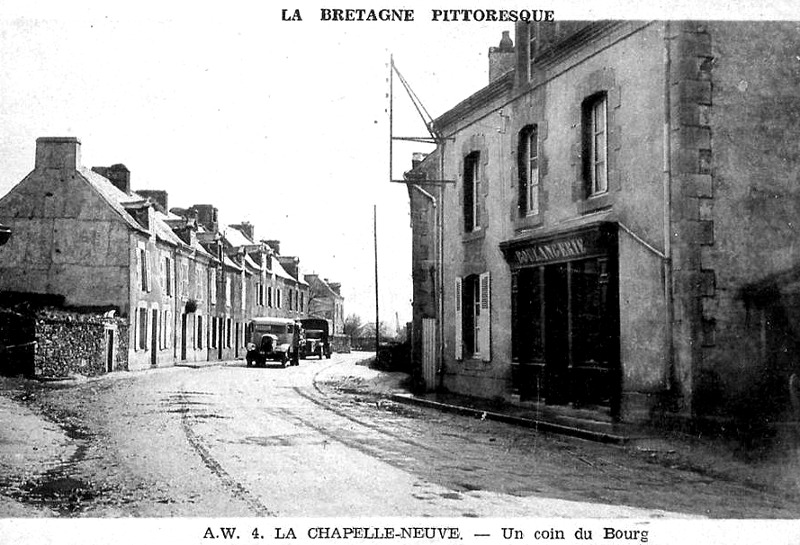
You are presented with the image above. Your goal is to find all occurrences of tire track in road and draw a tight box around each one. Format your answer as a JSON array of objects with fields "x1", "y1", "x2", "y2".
[{"x1": 177, "y1": 391, "x2": 277, "y2": 517}]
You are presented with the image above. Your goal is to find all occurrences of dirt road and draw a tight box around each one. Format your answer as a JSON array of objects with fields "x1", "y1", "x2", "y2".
[{"x1": 1, "y1": 353, "x2": 799, "y2": 518}]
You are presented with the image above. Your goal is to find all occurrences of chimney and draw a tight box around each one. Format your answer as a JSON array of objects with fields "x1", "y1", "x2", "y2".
[
  {"x1": 488, "y1": 31, "x2": 515, "y2": 83},
  {"x1": 35, "y1": 137, "x2": 81, "y2": 171},
  {"x1": 92, "y1": 164, "x2": 131, "y2": 195},
  {"x1": 230, "y1": 222, "x2": 255, "y2": 242},
  {"x1": 411, "y1": 152, "x2": 427, "y2": 169},
  {"x1": 264, "y1": 240, "x2": 281, "y2": 255},
  {"x1": 278, "y1": 256, "x2": 299, "y2": 280},
  {"x1": 190, "y1": 204, "x2": 219, "y2": 233},
  {"x1": 136, "y1": 190, "x2": 169, "y2": 213}
]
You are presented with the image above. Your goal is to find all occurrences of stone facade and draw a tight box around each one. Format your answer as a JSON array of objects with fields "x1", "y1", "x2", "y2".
[
  {"x1": 408, "y1": 21, "x2": 800, "y2": 427},
  {"x1": 0, "y1": 137, "x2": 335, "y2": 377},
  {"x1": 34, "y1": 309, "x2": 128, "y2": 378}
]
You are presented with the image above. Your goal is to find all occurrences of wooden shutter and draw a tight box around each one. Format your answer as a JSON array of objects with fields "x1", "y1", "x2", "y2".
[
  {"x1": 479, "y1": 271, "x2": 491, "y2": 362},
  {"x1": 145, "y1": 250, "x2": 152, "y2": 292},
  {"x1": 454, "y1": 276, "x2": 463, "y2": 360}
]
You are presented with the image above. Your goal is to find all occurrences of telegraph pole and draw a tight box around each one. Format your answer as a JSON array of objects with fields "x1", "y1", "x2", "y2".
[{"x1": 374, "y1": 204, "x2": 380, "y2": 354}]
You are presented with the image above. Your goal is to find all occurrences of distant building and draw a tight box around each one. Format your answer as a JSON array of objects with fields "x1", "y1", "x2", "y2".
[{"x1": 304, "y1": 274, "x2": 345, "y2": 336}]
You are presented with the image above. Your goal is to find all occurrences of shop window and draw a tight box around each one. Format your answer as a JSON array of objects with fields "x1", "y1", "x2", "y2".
[
  {"x1": 518, "y1": 125, "x2": 540, "y2": 217},
  {"x1": 463, "y1": 152, "x2": 481, "y2": 232},
  {"x1": 582, "y1": 93, "x2": 608, "y2": 197},
  {"x1": 454, "y1": 272, "x2": 491, "y2": 361}
]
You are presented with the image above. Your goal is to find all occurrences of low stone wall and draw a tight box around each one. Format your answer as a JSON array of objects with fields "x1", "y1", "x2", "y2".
[{"x1": 35, "y1": 309, "x2": 128, "y2": 378}]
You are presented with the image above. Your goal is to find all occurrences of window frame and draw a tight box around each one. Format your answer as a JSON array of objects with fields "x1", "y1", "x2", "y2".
[
  {"x1": 518, "y1": 125, "x2": 540, "y2": 217},
  {"x1": 583, "y1": 93, "x2": 608, "y2": 197},
  {"x1": 463, "y1": 151, "x2": 481, "y2": 233}
]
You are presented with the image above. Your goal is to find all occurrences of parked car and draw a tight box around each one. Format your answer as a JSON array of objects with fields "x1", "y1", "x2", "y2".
[
  {"x1": 299, "y1": 318, "x2": 331, "y2": 359},
  {"x1": 246, "y1": 317, "x2": 300, "y2": 367}
]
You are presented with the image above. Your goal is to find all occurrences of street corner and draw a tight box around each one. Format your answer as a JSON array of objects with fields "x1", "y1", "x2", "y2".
[
  {"x1": 0, "y1": 386, "x2": 76, "y2": 496},
  {"x1": 317, "y1": 353, "x2": 411, "y2": 396}
]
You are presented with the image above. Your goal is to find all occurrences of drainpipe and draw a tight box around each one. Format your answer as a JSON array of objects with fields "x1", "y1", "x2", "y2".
[
  {"x1": 411, "y1": 182, "x2": 438, "y2": 390},
  {"x1": 663, "y1": 21, "x2": 676, "y2": 395}
]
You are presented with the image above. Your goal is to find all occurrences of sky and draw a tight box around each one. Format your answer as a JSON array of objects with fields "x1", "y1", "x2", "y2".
[{"x1": 0, "y1": 0, "x2": 794, "y2": 326}]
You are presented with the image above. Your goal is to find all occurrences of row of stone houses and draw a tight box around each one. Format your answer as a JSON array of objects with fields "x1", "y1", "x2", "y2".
[
  {"x1": 407, "y1": 21, "x2": 800, "y2": 431},
  {"x1": 0, "y1": 136, "x2": 345, "y2": 376}
]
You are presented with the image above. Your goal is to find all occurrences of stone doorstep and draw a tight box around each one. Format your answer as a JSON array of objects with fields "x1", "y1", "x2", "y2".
[{"x1": 390, "y1": 392, "x2": 648, "y2": 445}]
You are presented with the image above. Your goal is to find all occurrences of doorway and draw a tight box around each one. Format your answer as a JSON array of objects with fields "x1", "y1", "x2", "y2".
[
  {"x1": 181, "y1": 313, "x2": 187, "y2": 360},
  {"x1": 106, "y1": 328, "x2": 115, "y2": 372},
  {"x1": 151, "y1": 309, "x2": 158, "y2": 367}
]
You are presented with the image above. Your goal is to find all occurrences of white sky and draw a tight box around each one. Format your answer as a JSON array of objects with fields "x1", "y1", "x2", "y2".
[{"x1": 0, "y1": 0, "x2": 794, "y2": 326}]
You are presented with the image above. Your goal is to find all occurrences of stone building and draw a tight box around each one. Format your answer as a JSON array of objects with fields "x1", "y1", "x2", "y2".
[
  {"x1": 304, "y1": 274, "x2": 345, "y2": 336},
  {"x1": 0, "y1": 137, "x2": 217, "y2": 372},
  {"x1": 408, "y1": 21, "x2": 800, "y2": 427},
  {"x1": 0, "y1": 137, "x2": 329, "y2": 377}
]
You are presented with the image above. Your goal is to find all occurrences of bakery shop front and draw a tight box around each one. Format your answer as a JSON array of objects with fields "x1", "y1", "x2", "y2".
[{"x1": 500, "y1": 222, "x2": 621, "y2": 417}]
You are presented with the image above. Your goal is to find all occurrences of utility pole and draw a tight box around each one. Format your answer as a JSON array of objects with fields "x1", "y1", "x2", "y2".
[{"x1": 374, "y1": 204, "x2": 380, "y2": 355}]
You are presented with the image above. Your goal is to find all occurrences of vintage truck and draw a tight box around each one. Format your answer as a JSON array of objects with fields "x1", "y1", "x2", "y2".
[
  {"x1": 298, "y1": 318, "x2": 331, "y2": 360},
  {"x1": 245, "y1": 317, "x2": 301, "y2": 367}
]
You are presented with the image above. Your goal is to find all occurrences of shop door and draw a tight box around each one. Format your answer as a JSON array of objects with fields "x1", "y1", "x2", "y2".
[
  {"x1": 570, "y1": 257, "x2": 620, "y2": 410},
  {"x1": 544, "y1": 264, "x2": 571, "y2": 404}
]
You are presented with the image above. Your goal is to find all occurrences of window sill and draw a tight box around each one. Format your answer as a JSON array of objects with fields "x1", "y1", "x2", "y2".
[
  {"x1": 578, "y1": 191, "x2": 613, "y2": 215},
  {"x1": 514, "y1": 213, "x2": 544, "y2": 232},
  {"x1": 462, "y1": 229, "x2": 486, "y2": 244}
]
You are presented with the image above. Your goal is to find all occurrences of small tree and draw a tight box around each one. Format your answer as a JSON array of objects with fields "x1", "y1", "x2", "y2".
[{"x1": 343, "y1": 313, "x2": 363, "y2": 342}]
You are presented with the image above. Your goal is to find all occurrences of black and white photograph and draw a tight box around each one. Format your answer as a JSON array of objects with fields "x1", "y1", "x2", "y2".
[{"x1": 1, "y1": 1, "x2": 800, "y2": 543}]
